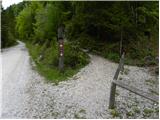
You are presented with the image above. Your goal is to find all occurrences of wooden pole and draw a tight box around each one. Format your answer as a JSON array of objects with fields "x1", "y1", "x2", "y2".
[
  {"x1": 59, "y1": 39, "x2": 64, "y2": 72},
  {"x1": 120, "y1": 29, "x2": 123, "y2": 56},
  {"x1": 109, "y1": 52, "x2": 124, "y2": 109},
  {"x1": 109, "y1": 82, "x2": 117, "y2": 109},
  {"x1": 58, "y1": 25, "x2": 64, "y2": 72}
]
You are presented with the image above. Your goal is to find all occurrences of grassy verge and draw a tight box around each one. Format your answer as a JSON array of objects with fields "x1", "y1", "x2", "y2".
[{"x1": 26, "y1": 40, "x2": 89, "y2": 84}]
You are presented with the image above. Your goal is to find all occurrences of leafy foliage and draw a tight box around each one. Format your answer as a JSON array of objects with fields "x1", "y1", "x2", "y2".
[
  {"x1": 1, "y1": 6, "x2": 17, "y2": 48},
  {"x1": 2, "y1": 1, "x2": 158, "y2": 68}
]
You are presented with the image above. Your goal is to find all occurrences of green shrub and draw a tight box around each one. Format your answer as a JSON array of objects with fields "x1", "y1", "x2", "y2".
[
  {"x1": 64, "y1": 42, "x2": 89, "y2": 68},
  {"x1": 75, "y1": 33, "x2": 97, "y2": 51},
  {"x1": 105, "y1": 52, "x2": 120, "y2": 62},
  {"x1": 110, "y1": 109, "x2": 120, "y2": 118}
]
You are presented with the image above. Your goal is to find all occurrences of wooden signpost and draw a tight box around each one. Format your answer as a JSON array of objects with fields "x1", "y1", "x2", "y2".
[{"x1": 58, "y1": 25, "x2": 65, "y2": 72}]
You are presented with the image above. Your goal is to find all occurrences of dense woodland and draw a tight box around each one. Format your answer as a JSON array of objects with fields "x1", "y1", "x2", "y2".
[{"x1": 1, "y1": 1, "x2": 159, "y2": 81}]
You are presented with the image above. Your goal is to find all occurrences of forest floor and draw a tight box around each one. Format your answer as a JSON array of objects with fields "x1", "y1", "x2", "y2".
[{"x1": 1, "y1": 42, "x2": 159, "y2": 119}]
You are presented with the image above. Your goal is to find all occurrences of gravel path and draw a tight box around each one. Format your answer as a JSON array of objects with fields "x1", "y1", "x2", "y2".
[{"x1": 1, "y1": 42, "x2": 159, "y2": 118}]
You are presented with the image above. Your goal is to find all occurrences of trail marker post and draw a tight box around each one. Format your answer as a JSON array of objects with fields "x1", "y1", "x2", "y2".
[{"x1": 58, "y1": 25, "x2": 65, "y2": 72}]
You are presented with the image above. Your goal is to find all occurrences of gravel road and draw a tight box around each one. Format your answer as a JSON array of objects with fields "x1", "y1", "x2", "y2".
[{"x1": 1, "y1": 42, "x2": 159, "y2": 118}]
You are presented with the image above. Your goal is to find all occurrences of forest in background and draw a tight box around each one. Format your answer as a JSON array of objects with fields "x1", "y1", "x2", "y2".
[{"x1": 1, "y1": 1, "x2": 159, "y2": 82}]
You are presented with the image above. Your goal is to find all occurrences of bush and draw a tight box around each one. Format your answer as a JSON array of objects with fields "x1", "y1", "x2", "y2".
[
  {"x1": 64, "y1": 42, "x2": 89, "y2": 68},
  {"x1": 104, "y1": 52, "x2": 120, "y2": 62},
  {"x1": 75, "y1": 33, "x2": 96, "y2": 50}
]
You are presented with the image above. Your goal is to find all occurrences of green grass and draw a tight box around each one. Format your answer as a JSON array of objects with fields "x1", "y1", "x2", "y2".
[
  {"x1": 132, "y1": 107, "x2": 141, "y2": 114},
  {"x1": 26, "y1": 40, "x2": 89, "y2": 84},
  {"x1": 36, "y1": 63, "x2": 83, "y2": 84},
  {"x1": 79, "y1": 109, "x2": 86, "y2": 114},
  {"x1": 51, "y1": 112, "x2": 59, "y2": 118},
  {"x1": 149, "y1": 89, "x2": 159, "y2": 95},
  {"x1": 145, "y1": 79, "x2": 156, "y2": 85},
  {"x1": 74, "y1": 109, "x2": 86, "y2": 119},
  {"x1": 2, "y1": 40, "x2": 18, "y2": 49},
  {"x1": 143, "y1": 108, "x2": 154, "y2": 117},
  {"x1": 124, "y1": 68, "x2": 130, "y2": 75},
  {"x1": 126, "y1": 111, "x2": 134, "y2": 117},
  {"x1": 110, "y1": 109, "x2": 120, "y2": 118},
  {"x1": 104, "y1": 52, "x2": 120, "y2": 63}
]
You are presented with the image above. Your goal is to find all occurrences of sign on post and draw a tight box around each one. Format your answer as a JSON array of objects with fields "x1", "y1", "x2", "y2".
[{"x1": 58, "y1": 25, "x2": 65, "y2": 71}]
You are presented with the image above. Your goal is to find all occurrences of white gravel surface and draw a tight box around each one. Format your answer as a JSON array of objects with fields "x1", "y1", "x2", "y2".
[
  {"x1": 1, "y1": 42, "x2": 159, "y2": 118},
  {"x1": 116, "y1": 65, "x2": 159, "y2": 119}
]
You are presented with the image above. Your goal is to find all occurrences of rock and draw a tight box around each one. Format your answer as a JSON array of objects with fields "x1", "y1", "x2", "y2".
[
  {"x1": 144, "y1": 56, "x2": 157, "y2": 66},
  {"x1": 155, "y1": 56, "x2": 159, "y2": 65},
  {"x1": 144, "y1": 56, "x2": 153, "y2": 63},
  {"x1": 155, "y1": 66, "x2": 159, "y2": 74}
]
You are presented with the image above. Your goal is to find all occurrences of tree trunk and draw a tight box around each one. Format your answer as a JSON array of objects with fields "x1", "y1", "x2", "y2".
[{"x1": 120, "y1": 30, "x2": 123, "y2": 56}]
